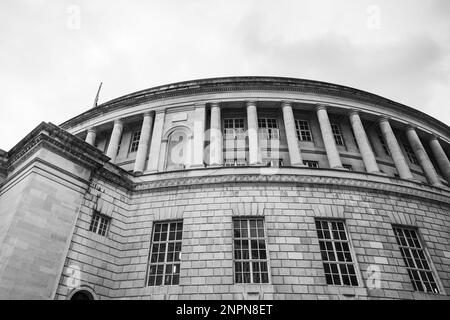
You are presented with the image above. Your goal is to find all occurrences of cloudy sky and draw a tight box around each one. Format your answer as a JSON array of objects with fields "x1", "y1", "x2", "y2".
[{"x1": 0, "y1": 0, "x2": 449, "y2": 150}]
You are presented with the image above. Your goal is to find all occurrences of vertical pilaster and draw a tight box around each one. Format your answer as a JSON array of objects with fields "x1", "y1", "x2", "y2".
[
  {"x1": 316, "y1": 105, "x2": 343, "y2": 169},
  {"x1": 133, "y1": 112, "x2": 154, "y2": 174},
  {"x1": 146, "y1": 110, "x2": 165, "y2": 173},
  {"x1": 191, "y1": 104, "x2": 206, "y2": 168},
  {"x1": 429, "y1": 136, "x2": 450, "y2": 184},
  {"x1": 209, "y1": 103, "x2": 223, "y2": 166},
  {"x1": 349, "y1": 111, "x2": 380, "y2": 173},
  {"x1": 378, "y1": 118, "x2": 413, "y2": 180},
  {"x1": 406, "y1": 126, "x2": 441, "y2": 187},
  {"x1": 281, "y1": 102, "x2": 303, "y2": 166},
  {"x1": 85, "y1": 127, "x2": 97, "y2": 146},
  {"x1": 105, "y1": 119, "x2": 123, "y2": 163},
  {"x1": 246, "y1": 101, "x2": 259, "y2": 165}
]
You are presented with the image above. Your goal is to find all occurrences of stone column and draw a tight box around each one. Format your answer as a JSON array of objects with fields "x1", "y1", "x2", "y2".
[
  {"x1": 246, "y1": 101, "x2": 259, "y2": 165},
  {"x1": 316, "y1": 105, "x2": 343, "y2": 169},
  {"x1": 429, "y1": 136, "x2": 450, "y2": 184},
  {"x1": 191, "y1": 103, "x2": 206, "y2": 168},
  {"x1": 281, "y1": 102, "x2": 304, "y2": 166},
  {"x1": 209, "y1": 103, "x2": 223, "y2": 166},
  {"x1": 378, "y1": 117, "x2": 413, "y2": 180},
  {"x1": 106, "y1": 119, "x2": 123, "y2": 163},
  {"x1": 406, "y1": 126, "x2": 441, "y2": 187},
  {"x1": 146, "y1": 110, "x2": 165, "y2": 173},
  {"x1": 133, "y1": 112, "x2": 154, "y2": 174},
  {"x1": 85, "y1": 127, "x2": 97, "y2": 146},
  {"x1": 349, "y1": 111, "x2": 380, "y2": 173}
]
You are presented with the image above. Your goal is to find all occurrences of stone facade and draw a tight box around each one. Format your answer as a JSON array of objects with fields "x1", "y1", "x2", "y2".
[{"x1": 0, "y1": 77, "x2": 449, "y2": 300}]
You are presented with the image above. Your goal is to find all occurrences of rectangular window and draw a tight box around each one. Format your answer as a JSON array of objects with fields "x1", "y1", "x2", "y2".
[
  {"x1": 224, "y1": 118, "x2": 245, "y2": 140},
  {"x1": 377, "y1": 131, "x2": 391, "y2": 156},
  {"x1": 233, "y1": 218, "x2": 269, "y2": 284},
  {"x1": 148, "y1": 221, "x2": 183, "y2": 286},
  {"x1": 315, "y1": 219, "x2": 358, "y2": 286},
  {"x1": 331, "y1": 124, "x2": 345, "y2": 146},
  {"x1": 262, "y1": 159, "x2": 284, "y2": 167},
  {"x1": 129, "y1": 131, "x2": 141, "y2": 153},
  {"x1": 258, "y1": 118, "x2": 279, "y2": 140},
  {"x1": 89, "y1": 212, "x2": 110, "y2": 237},
  {"x1": 343, "y1": 164, "x2": 353, "y2": 171},
  {"x1": 224, "y1": 158, "x2": 247, "y2": 167},
  {"x1": 393, "y1": 226, "x2": 439, "y2": 293},
  {"x1": 295, "y1": 120, "x2": 313, "y2": 142},
  {"x1": 303, "y1": 160, "x2": 319, "y2": 168},
  {"x1": 403, "y1": 143, "x2": 419, "y2": 165}
]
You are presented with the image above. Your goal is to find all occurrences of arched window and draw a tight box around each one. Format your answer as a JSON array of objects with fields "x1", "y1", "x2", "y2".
[
  {"x1": 70, "y1": 290, "x2": 94, "y2": 300},
  {"x1": 165, "y1": 130, "x2": 190, "y2": 171}
]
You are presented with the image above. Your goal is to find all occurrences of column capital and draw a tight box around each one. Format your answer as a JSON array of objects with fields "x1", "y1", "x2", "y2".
[
  {"x1": 405, "y1": 124, "x2": 418, "y2": 132},
  {"x1": 155, "y1": 109, "x2": 166, "y2": 115},
  {"x1": 429, "y1": 134, "x2": 440, "y2": 142},
  {"x1": 377, "y1": 116, "x2": 390, "y2": 124},
  {"x1": 315, "y1": 104, "x2": 327, "y2": 112},
  {"x1": 281, "y1": 101, "x2": 293, "y2": 108},
  {"x1": 210, "y1": 102, "x2": 220, "y2": 108},
  {"x1": 194, "y1": 102, "x2": 206, "y2": 109},
  {"x1": 143, "y1": 111, "x2": 153, "y2": 118},
  {"x1": 87, "y1": 126, "x2": 97, "y2": 133},
  {"x1": 348, "y1": 109, "x2": 359, "y2": 117},
  {"x1": 246, "y1": 101, "x2": 257, "y2": 108},
  {"x1": 113, "y1": 118, "x2": 123, "y2": 125}
]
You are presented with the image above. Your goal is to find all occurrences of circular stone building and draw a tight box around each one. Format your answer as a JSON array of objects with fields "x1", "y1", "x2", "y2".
[{"x1": 0, "y1": 76, "x2": 449, "y2": 300}]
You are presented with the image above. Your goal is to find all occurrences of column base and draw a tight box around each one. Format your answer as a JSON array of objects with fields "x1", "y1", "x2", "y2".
[
  {"x1": 133, "y1": 170, "x2": 144, "y2": 176},
  {"x1": 209, "y1": 163, "x2": 224, "y2": 168}
]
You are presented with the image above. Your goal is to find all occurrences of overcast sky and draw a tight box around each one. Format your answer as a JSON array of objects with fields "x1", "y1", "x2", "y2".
[{"x1": 1, "y1": 0, "x2": 449, "y2": 150}]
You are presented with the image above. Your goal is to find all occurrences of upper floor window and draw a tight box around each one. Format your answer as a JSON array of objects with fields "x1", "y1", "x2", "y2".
[
  {"x1": 262, "y1": 158, "x2": 284, "y2": 167},
  {"x1": 295, "y1": 120, "x2": 313, "y2": 142},
  {"x1": 393, "y1": 226, "x2": 439, "y2": 294},
  {"x1": 233, "y1": 218, "x2": 269, "y2": 284},
  {"x1": 377, "y1": 131, "x2": 391, "y2": 157},
  {"x1": 224, "y1": 118, "x2": 245, "y2": 140},
  {"x1": 148, "y1": 221, "x2": 183, "y2": 286},
  {"x1": 330, "y1": 124, "x2": 345, "y2": 146},
  {"x1": 224, "y1": 158, "x2": 247, "y2": 167},
  {"x1": 403, "y1": 143, "x2": 419, "y2": 165},
  {"x1": 343, "y1": 164, "x2": 353, "y2": 171},
  {"x1": 304, "y1": 160, "x2": 319, "y2": 168},
  {"x1": 129, "y1": 131, "x2": 141, "y2": 153},
  {"x1": 89, "y1": 212, "x2": 110, "y2": 237},
  {"x1": 315, "y1": 219, "x2": 359, "y2": 286},
  {"x1": 258, "y1": 118, "x2": 279, "y2": 140}
]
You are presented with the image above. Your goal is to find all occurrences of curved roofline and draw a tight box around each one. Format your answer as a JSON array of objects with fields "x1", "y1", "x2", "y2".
[{"x1": 60, "y1": 76, "x2": 450, "y2": 135}]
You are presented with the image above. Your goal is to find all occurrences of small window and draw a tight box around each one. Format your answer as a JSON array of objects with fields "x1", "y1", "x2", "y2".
[
  {"x1": 262, "y1": 159, "x2": 283, "y2": 167},
  {"x1": 224, "y1": 158, "x2": 247, "y2": 167},
  {"x1": 315, "y1": 219, "x2": 359, "y2": 286},
  {"x1": 258, "y1": 118, "x2": 279, "y2": 140},
  {"x1": 343, "y1": 164, "x2": 353, "y2": 171},
  {"x1": 377, "y1": 131, "x2": 391, "y2": 157},
  {"x1": 129, "y1": 131, "x2": 141, "y2": 153},
  {"x1": 330, "y1": 124, "x2": 344, "y2": 146},
  {"x1": 148, "y1": 221, "x2": 183, "y2": 286},
  {"x1": 295, "y1": 120, "x2": 313, "y2": 142},
  {"x1": 393, "y1": 226, "x2": 439, "y2": 294},
  {"x1": 224, "y1": 119, "x2": 245, "y2": 140},
  {"x1": 89, "y1": 212, "x2": 111, "y2": 237},
  {"x1": 403, "y1": 143, "x2": 419, "y2": 165},
  {"x1": 303, "y1": 160, "x2": 319, "y2": 168},
  {"x1": 233, "y1": 218, "x2": 269, "y2": 284}
]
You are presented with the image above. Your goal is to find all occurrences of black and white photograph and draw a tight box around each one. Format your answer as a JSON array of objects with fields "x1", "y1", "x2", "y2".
[{"x1": 0, "y1": 0, "x2": 449, "y2": 308}]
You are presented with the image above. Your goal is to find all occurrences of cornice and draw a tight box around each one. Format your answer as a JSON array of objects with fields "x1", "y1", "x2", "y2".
[
  {"x1": 129, "y1": 172, "x2": 450, "y2": 206},
  {"x1": 59, "y1": 77, "x2": 450, "y2": 138}
]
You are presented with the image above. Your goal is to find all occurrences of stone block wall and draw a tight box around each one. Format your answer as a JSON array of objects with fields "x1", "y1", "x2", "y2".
[{"x1": 55, "y1": 178, "x2": 450, "y2": 300}]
